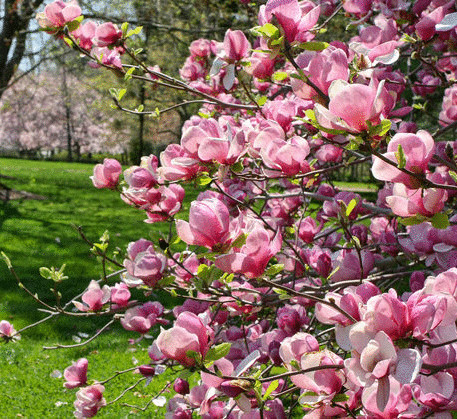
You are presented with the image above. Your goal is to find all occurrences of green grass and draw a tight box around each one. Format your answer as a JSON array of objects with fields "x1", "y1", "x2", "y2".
[{"x1": 0, "y1": 158, "x2": 191, "y2": 418}]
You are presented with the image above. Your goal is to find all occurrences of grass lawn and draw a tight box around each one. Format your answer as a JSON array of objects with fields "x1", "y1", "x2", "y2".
[{"x1": 0, "y1": 158, "x2": 189, "y2": 418}]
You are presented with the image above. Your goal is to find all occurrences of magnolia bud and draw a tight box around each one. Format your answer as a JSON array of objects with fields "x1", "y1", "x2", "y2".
[{"x1": 173, "y1": 378, "x2": 190, "y2": 395}]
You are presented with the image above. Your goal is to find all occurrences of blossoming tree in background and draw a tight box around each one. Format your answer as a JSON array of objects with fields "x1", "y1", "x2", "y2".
[{"x1": 4, "y1": 0, "x2": 457, "y2": 417}]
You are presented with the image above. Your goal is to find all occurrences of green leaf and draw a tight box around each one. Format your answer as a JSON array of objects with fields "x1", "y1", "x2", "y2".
[
  {"x1": 197, "y1": 173, "x2": 212, "y2": 186},
  {"x1": 262, "y1": 380, "x2": 279, "y2": 400},
  {"x1": 399, "y1": 215, "x2": 427, "y2": 226},
  {"x1": 121, "y1": 22, "x2": 129, "y2": 34},
  {"x1": 304, "y1": 109, "x2": 316, "y2": 122},
  {"x1": 231, "y1": 233, "x2": 248, "y2": 249},
  {"x1": 370, "y1": 119, "x2": 391, "y2": 137},
  {"x1": 100, "y1": 230, "x2": 109, "y2": 243},
  {"x1": 250, "y1": 23, "x2": 279, "y2": 38},
  {"x1": 401, "y1": 33, "x2": 417, "y2": 43},
  {"x1": 126, "y1": 26, "x2": 143, "y2": 38},
  {"x1": 395, "y1": 144, "x2": 407, "y2": 169},
  {"x1": 63, "y1": 37, "x2": 74, "y2": 47},
  {"x1": 431, "y1": 212, "x2": 450, "y2": 229},
  {"x1": 124, "y1": 67, "x2": 135, "y2": 81},
  {"x1": 136, "y1": 104, "x2": 144, "y2": 112},
  {"x1": 333, "y1": 393, "x2": 350, "y2": 403},
  {"x1": 231, "y1": 160, "x2": 244, "y2": 173},
  {"x1": 205, "y1": 343, "x2": 231, "y2": 362},
  {"x1": 298, "y1": 41, "x2": 329, "y2": 51},
  {"x1": 257, "y1": 96, "x2": 267, "y2": 106},
  {"x1": 345, "y1": 198, "x2": 358, "y2": 217},
  {"x1": 272, "y1": 71, "x2": 288, "y2": 82},
  {"x1": 39, "y1": 267, "x2": 53, "y2": 280},
  {"x1": 66, "y1": 16, "x2": 83, "y2": 33},
  {"x1": 449, "y1": 171, "x2": 457, "y2": 183},
  {"x1": 1, "y1": 252, "x2": 12, "y2": 269},
  {"x1": 117, "y1": 88, "x2": 127, "y2": 101},
  {"x1": 264, "y1": 264, "x2": 284, "y2": 276}
]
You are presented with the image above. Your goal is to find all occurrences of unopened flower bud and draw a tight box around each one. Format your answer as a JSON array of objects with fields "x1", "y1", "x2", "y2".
[
  {"x1": 173, "y1": 378, "x2": 190, "y2": 395},
  {"x1": 138, "y1": 365, "x2": 155, "y2": 377}
]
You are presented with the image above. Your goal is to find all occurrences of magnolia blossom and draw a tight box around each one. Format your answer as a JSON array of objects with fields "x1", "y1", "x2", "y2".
[
  {"x1": 73, "y1": 280, "x2": 110, "y2": 312},
  {"x1": 176, "y1": 198, "x2": 239, "y2": 251},
  {"x1": 120, "y1": 301, "x2": 167, "y2": 334},
  {"x1": 371, "y1": 130, "x2": 435, "y2": 188},
  {"x1": 73, "y1": 384, "x2": 106, "y2": 418},
  {"x1": 123, "y1": 239, "x2": 167, "y2": 287},
  {"x1": 215, "y1": 223, "x2": 282, "y2": 278},
  {"x1": 36, "y1": 0, "x2": 81, "y2": 31},
  {"x1": 91, "y1": 158, "x2": 122, "y2": 189},
  {"x1": 314, "y1": 79, "x2": 393, "y2": 133},
  {"x1": 63, "y1": 358, "x2": 88, "y2": 389},
  {"x1": 0, "y1": 320, "x2": 18, "y2": 340},
  {"x1": 345, "y1": 327, "x2": 421, "y2": 412},
  {"x1": 94, "y1": 22, "x2": 122, "y2": 47},
  {"x1": 156, "y1": 311, "x2": 209, "y2": 367},
  {"x1": 223, "y1": 29, "x2": 251, "y2": 62}
]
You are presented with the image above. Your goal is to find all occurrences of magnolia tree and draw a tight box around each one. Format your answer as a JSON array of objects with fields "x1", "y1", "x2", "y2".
[
  {"x1": 4, "y1": 0, "x2": 457, "y2": 417},
  {"x1": 0, "y1": 71, "x2": 129, "y2": 156}
]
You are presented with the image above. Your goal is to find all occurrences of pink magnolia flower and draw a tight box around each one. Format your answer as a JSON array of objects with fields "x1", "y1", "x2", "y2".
[
  {"x1": 412, "y1": 70, "x2": 441, "y2": 96},
  {"x1": 180, "y1": 118, "x2": 246, "y2": 165},
  {"x1": 343, "y1": 0, "x2": 372, "y2": 15},
  {"x1": 91, "y1": 158, "x2": 122, "y2": 189},
  {"x1": 73, "y1": 384, "x2": 106, "y2": 418},
  {"x1": 345, "y1": 326, "x2": 420, "y2": 412},
  {"x1": 315, "y1": 282, "x2": 380, "y2": 326},
  {"x1": 63, "y1": 358, "x2": 88, "y2": 389},
  {"x1": 362, "y1": 376, "x2": 413, "y2": 417},
  {"x1": 297, "y1": 350, "x2": 345, "y2": 407},
  {"x1": 159, "y1": 144, "x2": 206, "y2": 181},
  {"x1": 440, "y1": 85, "x2": 457, "y2": 127},
  {"x1": 298, "y1": 216, "x2": 321, "y2": 243},
  {"x1": 215, "y1": 223, "x2": 282, "y2": 278},
  {"x1": 189, "y1": 38, "x2": 212, "y2": 58},
  {"x1": 329, "y1": 249, "x2": 375, "y2": 282},
  {"x1": 259, "y1": 0, "x2": 320, "y2": 43},
  {"x1": 415, "y1": 6, "x2": 445, "y2": 41},
  {"x1": 144, "y1": 184, "x2": 186, "y2": 223},
  {"x1": 156, "y1": 311, "x2": 209, "y2": 367},
  {"x1": 413, "y1": 372, "x2": 454, "y2": 411},
  {"x1": 386, "y1": 182, "x2": 447, "y2": 218},
  {"x1": 371, "y1": 130, "x2": 435, "y2": 188},
  {"x1": 407, "y1": 291, "x2": 452, "y2": 339},
  {"x1": 314, "y1": 79, "x2": 393, "y2": 133},
  {"x1": 291, "y1": 46, "x2": 349, "y2": 101},
  {"x1": 120, "y1": 301, "x2": 167, "y2": 334},
  {"x1": 73, "y1": 280, "x2": 110, "y2": 312},
  {"x1": 364, "y1": 289, "x2": 410, "y2": 340},
  {"x1": 72, "y1": 21, "x2": 97, "y2": 50},
  {"x1": 260, "y1": 135, "x2": 311, "y2": 176},
  {"x1": 223, "y1": 29, "x2": 251, "y2": 62},
  {"x1": 110, "y1": 283, "x2": 131, "y2": 307},
  {"x1": 0, "y1": 320, "x2": 18, "y2": 340},
  {"x1": 123, "y1": 239, "x2": 167, "y2": 287},
  {"x1": 90, "y1": 47, "x2": 123, "y2": 70},
  {"x1": 246, "y1": 52, "x2": 275, "y2": 80},
  {"x1": 37, "y1": 0, "x2": 81, "y2": 31},
  {"x1": 176, "y1": 198, "x2": 238, "y2": 251},
  {"x1": 94, "y1": 22, "x2": 122, "y2": 47}
]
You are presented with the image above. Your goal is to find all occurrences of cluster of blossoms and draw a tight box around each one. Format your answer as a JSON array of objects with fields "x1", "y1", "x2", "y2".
[{"x1": 4, "y1": 0, "x2": 457, "y2": 417}]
